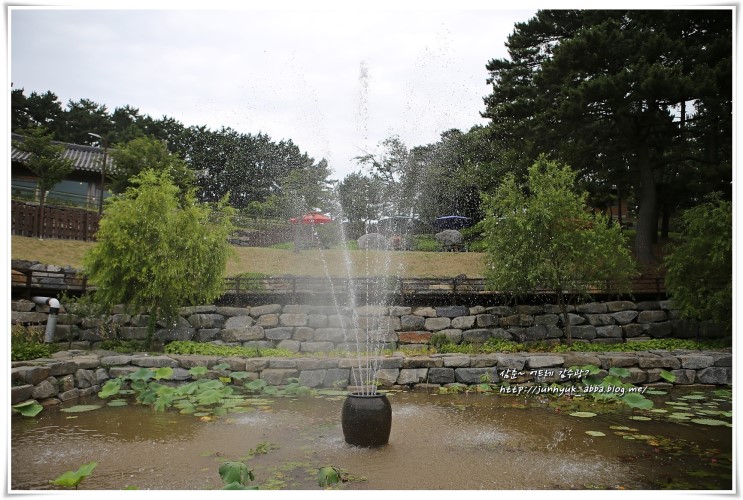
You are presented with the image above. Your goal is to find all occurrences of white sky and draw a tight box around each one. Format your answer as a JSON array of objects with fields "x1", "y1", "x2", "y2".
[{"x1": 8, "y1": 0, "x2": 538, "y2": 180}]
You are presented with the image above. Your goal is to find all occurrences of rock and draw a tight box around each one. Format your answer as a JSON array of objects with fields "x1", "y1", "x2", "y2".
[
  {"x1": 221, "y1": 326, "x2": 265, "y2": 342},
  {"x1": 696, "y1": 367, "x2": 732, "y2": 385},
  {"x1": 576, "y1": 302, "x2": 608, "y2": 314},
  {"x1": 434, "y1": 229, "x2": 463, "y2": 247},
  {"x1": 11, "y1": 385, "x2": 34, "y2": 404},
  {"x1": 525, "y1": 355, "x2": 564, "y2": 369},
  {"x1": 638, "y1": 310, "x2": 667, "y2": 323},
  {"x1": 248, "y1": 304, "x2": 282, "y2": 317},
  {"x1": 260, "y1": 368, "x2": 299, "y2": 385},
  {"x1": 424, "y1": 317, "x2": 451, "y2": 331},
  {"x1": 606, "y1": 301, "x2": 637, "y2": 312},
  {"x1": 357, "y1": 232, "x2": 387, "y2": 250},
  {"x1": 455, "y1": 367, "x2": 499, "y2": 384},
  {"x1": 436, "y1": 306, "x2": 469, "y2": 318},
  {"x1": 427, "y1": 367, "x2": 455, "y2": 384},
  {"x1": 32, "y1": 379, "x2": 57, "y2": 399},
  {"x1": 131, "y1": 355, "x2": 179, "y2": 368},
  {"x1": 451, "y1": 316, "x2": 476, "y2": 329}
]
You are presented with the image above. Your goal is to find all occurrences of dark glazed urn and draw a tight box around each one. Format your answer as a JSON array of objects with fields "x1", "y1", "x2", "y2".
[{"x1": 341, "y1": 393, "x2": 392, "y2": 447}]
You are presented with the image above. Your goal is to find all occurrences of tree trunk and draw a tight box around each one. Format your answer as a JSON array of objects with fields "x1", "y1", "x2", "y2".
[
  {"x1": 37, "y1": 191, "x2": 47, "y2": 240},
  {"x1": 660, "y1": 202, "x2": 670, "y2": 240},
  {"x1": 634, "y1": 145, "x2": 657, "y2": 264}
]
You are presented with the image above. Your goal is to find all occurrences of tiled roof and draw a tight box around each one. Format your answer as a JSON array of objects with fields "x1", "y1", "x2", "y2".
[{"x1": 11, "y1": 133, "x2": 117, "y2": 175}]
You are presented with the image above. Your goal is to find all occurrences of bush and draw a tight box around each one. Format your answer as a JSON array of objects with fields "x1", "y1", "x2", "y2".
[{"x1": 11, "y1": 324, "x2": 56, "y2": 361}]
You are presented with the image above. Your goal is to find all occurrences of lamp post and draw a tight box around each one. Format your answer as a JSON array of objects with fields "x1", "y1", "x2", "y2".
[{"x1": 88, "y1": 132, "x2": 108, "y2": 215}]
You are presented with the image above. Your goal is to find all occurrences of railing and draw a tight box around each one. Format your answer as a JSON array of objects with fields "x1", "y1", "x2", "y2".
[{"x1": 12, "y1": 267, "x2": 668, "y2": 301}]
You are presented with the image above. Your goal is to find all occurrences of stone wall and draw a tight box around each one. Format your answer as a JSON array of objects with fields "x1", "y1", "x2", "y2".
[
  {"x1": 11, "y1": 349, "x2": 733, "y2": 409},
  {"x1": 11, "y1": 299, "x2": 728, "y2": 353}
]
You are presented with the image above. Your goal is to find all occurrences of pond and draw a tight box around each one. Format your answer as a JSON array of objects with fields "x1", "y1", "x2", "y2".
[{"x1": 11, "y1": 387, "x2": 732, "y2": 491}]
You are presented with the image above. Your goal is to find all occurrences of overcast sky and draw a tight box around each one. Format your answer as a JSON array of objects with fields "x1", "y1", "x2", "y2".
[{"x1": 9, "y1": 1, "x2": 539, "y2": 180}]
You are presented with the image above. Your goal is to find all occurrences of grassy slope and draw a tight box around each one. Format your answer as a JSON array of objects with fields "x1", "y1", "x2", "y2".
[{"x1": 11, "y1": 235, "x2": 487, "y2": 278}]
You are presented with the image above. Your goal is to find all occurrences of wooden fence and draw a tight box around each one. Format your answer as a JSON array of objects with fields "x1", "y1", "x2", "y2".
[
  {"x1": 11, "y1": 267, "x2": 668, "y2": 303},
  {"x1": 11, "y1": 201, "x2": 100, "y2": 241}
]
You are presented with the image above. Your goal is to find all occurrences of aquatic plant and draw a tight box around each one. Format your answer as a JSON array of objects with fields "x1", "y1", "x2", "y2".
[
  {"x1": 50, "y1": 462, "x2": 97, "y2": 489},
  {"x1": 12, "y1": 400, "x2": 43, "y2": 417}
]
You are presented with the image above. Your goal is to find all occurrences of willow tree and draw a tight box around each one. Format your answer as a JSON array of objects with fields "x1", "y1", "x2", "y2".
[
  {"x1": 481, "y1": 157, "x2": 636, "y2": 344},
  {"x1": 82, "y1": 169, "x2": 234, "y2": 342}
]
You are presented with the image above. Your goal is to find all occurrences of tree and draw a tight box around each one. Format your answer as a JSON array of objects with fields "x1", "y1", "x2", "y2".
[
  {"x1": 337, "y1": 171, "x2": 385, "y2": 238},
  {"x1": 664, "y1": 194, "x2": 731, "y2": 334},
  {"x1": 82, "y1": 169, "x2": 235, "y2": 342},
  {"x1": 107, "y1": 136, "x2": 195, "y2": 195},
  {"x1": 480, "y1": 156, "x2": 635, "y2": 344},
  {"x1": 12, "y1": 127, "x2": 75, "y2": 238},
  {"x1": 482, "y1": 10, "x2": 732, "y2": 264}
]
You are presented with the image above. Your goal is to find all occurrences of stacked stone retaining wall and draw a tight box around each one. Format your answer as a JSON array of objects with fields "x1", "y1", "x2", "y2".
[
  {"x1": 12, "y1": 299, "x2": 728, "y2": 353},
  {"x1": 11, "y1": 349, "x2": 732, "y2": 409}
]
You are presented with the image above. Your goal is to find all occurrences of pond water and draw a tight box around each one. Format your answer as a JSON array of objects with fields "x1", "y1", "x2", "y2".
[{"x1": 11, "y1": 387, "x2": 732, "y2": 491}]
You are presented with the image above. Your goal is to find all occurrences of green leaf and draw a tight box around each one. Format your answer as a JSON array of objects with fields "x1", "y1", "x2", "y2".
[
  {"x1": 690, "y1": 418, "x2": 729, "y2": 426},
  {"x1": 628, "y1": 416, "x2": 652, "y2": 421},
  {"x1": 12, "y1": 400, "x2": 43, "y2": 417},
  {"x1": 218, "y1": 461, "x2": 254, "y2": 486},
  {"x1": 188, "y1": 366, "x2": 208, "y2": 377},
  {"x1": 60, "y1": 405, "x2": 102, "y2": 413},
  {"x1": 98, "y1": 379, "x2": 122, "y2": 398},
  {"x1": 608, "y1": 367, "x2": 630, "y2": 378},
  {"x1": 229, "y1": 371, "x2": 251, "y2": 381},
  {"x1": 317, "y1": 466, "x2": 341, "y2": 486},
  {"x1": 659, "y1": 369, "x2": 676, "y2": 382},
  {"x1": 153, "y1": 367, "x2": 174, "y2": 380},
  {"x1": 245, "y1": 379, "x2": 267, "y2": 391},
  {"x1": 128, "y1": 367, "x2": 155, "y2": 382},
  {"x1": 212, "y1": 363, "x2": 231, "y2": 371},
  {"x1": 622, "y1": 393, "x2": 654, "y2": 410},
  {"x1": 51, "y1": 461, "x2": 97, "y2": 489},
  {"x1": 569, "y1": 411, "x2": 597, "y2": 418},
  {"x1": 585, "y1": 431, "x2": 606, "y2": 437}
]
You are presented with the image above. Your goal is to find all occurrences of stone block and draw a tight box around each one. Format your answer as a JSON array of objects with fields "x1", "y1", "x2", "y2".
[
  {"x1": 249, "y1": 304, "x2": 283, "y2": 317},
  {"x1": 622, "y1": 324, "x2": 646, "y2": 338},
  {"x1": 606, "y1": 301, "x2": 637, "y2": 312},
  {"x1": 523, "y1": 325, "x2": 548, "y2": 341},
  {"x1": 638, "y1": 310, "x2": 667, "y2": 324},
  {"x1": 611, "y1": 310, "x2": 639, "y2": 325},
  {"x1": 596, "y1": 325, "x2": 622, "y2": 338},
  {"x1": 526, "y1": 355, "x2": 564, "y2": 369},
  {"x1": 323, "y1": 368, "x2": 350, "y2": 388},
  {"x1": 436, "y1": 306, "x2": 469, "y2": 318},
  {"x1": 215, "y1": 306, "x2": 251, "y2": 317},
  {"x1": 255, "y1": 314, "x2": 280, "y2": 328},
  {"x1": 11, "y1": 385, "x2": 34, "y2": 404},
  {"x1": 221, "y1": 326, "x2": 265, "y2": 342},
  {"x1": 475, "y1": 314, "x2": 498, "y2": 328},
  {"x1": 13, "y1": 366, "x2": 51, "y2": 386},
  {"x1": 119, "y1": 327, "x2": 149, "y2": 340},
  {"x1": 455, "y1": 367, "x2": 499, "y2": 384},
  {"x1": 493, "y1": 355, "x2": 526, "y2": 370},
  {"x1": 576, "y1": 302, "x2": 607, "y2": 314},
  {"x1": 187, "y1": 314, "x2": 225, "y2": 329},
  {"x1": 389, "y1": 306, "x2": 412, "y2": 317},
  {"x1": 299, "y1": 370, "x2": 327, "y2": 388},
  {"x1": 413, "y1": 307, "x2": 437, "y2": 317},
  {"x1": 451, "y1": 316, "x2": 476, "y2": 329},
  {"x1": 195, "y1": 328, "x2": 221, "y2": 342},
  {"x1": 355, "y1": 305, "x2": 388, "y2": 317},
  {"x1": 398, "y1": 331, "x2": 432, "y2": 344},
  {"x1": 32, "y1": 379, "x2": 57, "y2": 400},
  {"x1": 424, "y1": 317, "x2": 451, "y2": 331},
  {"x1": 307, "y1": 314, "x2": 328, "y2": 328},
  {"x1": 276, "y1": 340, "x2": 301, "y2": 352},
  {"x1": 427, "y1": 367, "x2": 455, "y2": 384},
  {"x1": 397, "y1": 368, "x2": 426, "y2": 385},
  {"x1": 376, "y1": 369, "x2": 401, "y2": 386},
  {"x1": 670, "y1": 369, "x2": 696, "y2": 384},
  {"x1": 488, "y1": 306, "x2": 514, "y2": 316},
  {"x1": 442, "y1": 355, "x2": 470, "y2": 368},
  {"x1": 636, "y1": 301, "x2": 660, "y2": 311},
  {"x1": 462, "y1": 329, "x2": 493, "y2": 343},
  {"x1": 570, "y1": 325, "x2": 597, "y2": 340},
  {"x1": 401, "y1": 315, "x2": 425, "y2": 330},
  {"x1": 131, "y1": 355, "x2": 179, "y2": 368},
  {"x1": 438, "y1": 329, "x2": 464, "y2": 343},
  {"x1": 696, "y1": 367, "x2": 732, "y2": 385},
  {"x1": 677, "y1": 355, "x2": 714, "y2": 370},
  {"x1": 261, "y1": 368, "x2": 299, "y2": 385},
  {"x1": 402, "y1": 356, "x2": 442, "y2": 368},
  {"x1": 586, "y1": 314, "x2": 616, "y2": 326},
  {"x1": 300, "y1": 342, "x2": 335, "y2": 353},
  {"x1": 264, "y1": 327, "x2": 294, "y2": 341},
  {"x1": 280, "y1": 314, "x2": 308, "y2": 327},
  {"x1": 645, "y1": 322, "x2": 673, "y2": 338}
]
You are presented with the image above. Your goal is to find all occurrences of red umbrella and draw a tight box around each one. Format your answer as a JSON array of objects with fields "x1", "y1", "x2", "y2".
[{"x1": 289, "y1": 212, "x2": 333, "y2": 225}]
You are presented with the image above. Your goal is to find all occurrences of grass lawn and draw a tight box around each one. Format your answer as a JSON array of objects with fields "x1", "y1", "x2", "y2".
[{"x1": 11, "y1": 235, "x2": 487, "y2": 278}]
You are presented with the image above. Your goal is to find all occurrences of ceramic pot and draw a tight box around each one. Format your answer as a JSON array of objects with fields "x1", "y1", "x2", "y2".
[{"x1": 341, "y1": 392, "x2": 392, "y2": 447}]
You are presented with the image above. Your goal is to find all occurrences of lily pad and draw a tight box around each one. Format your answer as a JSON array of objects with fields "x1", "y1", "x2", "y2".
[
  {"x1": 668, "y1": 413, "x2": 693, "y2": 420},
  {"x1": 106, "y1": 399, "x2": 128, "y2": 407},
  {"x1": 680, "y1": 394, "x2": 706, "y2": 401},
  {"x1": 690, "y1": 418, "x2": 729, "y2": 426},
  {"x1": 569, "y1": 411, "x2": 597, "y2": 418},
  {"x1": 585, "y1": 431, "x2": 606, "y2": 437},
  {"x1": 649, "y1": 408, "x2": 668, "y2": 413},
  {"x1": 628, "y1": 416, "x2": 652, "y2": 421},
  {"x1": 609, "y1": 425, "x2": 637, "y2": 431},
  {"x1": 61, "y1": 405, "x2": 102, "y2": 413},
  {"x1": 12, "y1": 400, "x2": 43, "y2": 417}
]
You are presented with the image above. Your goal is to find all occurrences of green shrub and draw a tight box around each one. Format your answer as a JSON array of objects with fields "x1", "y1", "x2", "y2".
[
  {"x1": 164, "y1": 340, "x2": 295, "y2": 358},
  {"x1": 11, "y1": 324, "x2": 56, "y2": 361}
]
